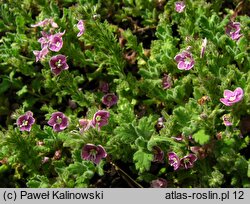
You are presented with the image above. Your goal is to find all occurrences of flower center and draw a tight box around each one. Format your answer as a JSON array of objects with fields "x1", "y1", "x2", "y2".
[
  {"x1": 183, "y1": 158, "x2": 191, "y2": 168},
  {"x1": 56, "y1": 59, "x2": 62, "y2": 68},
  {"x1": 96, "y1": 115, "x2": 102, "y2": 122},
  {"x1": 229, "y1": 95, "x2": 236, "y2": 101},
  {"x1": 107, "y1": 96, "x2": 113, "y2": 102},
  {"x1": 171, "y1": 157, "x2": 178, "y2": 165},
  {"x1": 88, "y1": 149, "x2": 97, "y2": 161},
  {"x1": 56, "y1": 41, "x2": 61, "y2": 47},
  {"x1": 20, "y1": 120, "x2": 28, "y2": 127},
  {"x1": 184, "y1": 58, "x2": 191, "y2": 65},
  {"x1": 56, "y1": 116, "x2": 62, "y2": 124}
]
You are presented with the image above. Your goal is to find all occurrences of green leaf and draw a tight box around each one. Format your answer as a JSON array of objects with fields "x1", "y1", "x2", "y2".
[
  {"x1": 16, "y1": 85, "x2": 28, "y2": 96},
  {"x1": 133, "y1": 149, "x2": 153, "y2": 173},
  {"x1": 135, "y1": 116, "x2": 155, "y2": 139},
  {"x1": 0, "y1": 78, "x2": 10, "y2": 95},
  {"x1": 192, "y1": 129, "x2": 210, "y2": 145},
  {"x1": 173, "y1": 106, "x2": 190, "y2": 126}
]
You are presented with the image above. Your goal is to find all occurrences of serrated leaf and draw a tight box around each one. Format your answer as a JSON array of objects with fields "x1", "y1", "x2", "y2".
[
  {"x1": 133, "y1": 149, "x2": 153, "y2": 173},
  {"x1": 193, "y1": 129, "x2": 210, "y2": 145},
  {"x1": 173, "y1": 106, "x2": 190, "y2": 126}
]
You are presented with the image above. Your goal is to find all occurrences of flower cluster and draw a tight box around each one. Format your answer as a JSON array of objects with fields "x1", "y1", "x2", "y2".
[
  {"x1": 168, "y1": 152, "x2": 197, "y2": 170},
  {"x1": 33, "y1": 28, "x2": 65, "y2": 62},
  {"x1": 79, "y1": 110, "x2": 110, "y2": 132},
  {"x1": 32, "y1": 18, "x2": 70, "y2": 76}
]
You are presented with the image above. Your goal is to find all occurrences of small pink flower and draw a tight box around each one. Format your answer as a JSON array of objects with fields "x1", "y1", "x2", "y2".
[
  {"x1": 220, "y1": 87, "x2": 244, "y2": 106},
  {"x1": 42, "y1": 157, "x2": 50, "y2": 164},
  {"x1": 79, "y1": 119, "x2": 91, "y2": 133},
  {"x1": 33, "y1": 47, "x2": 49, "y2": 62},
  {"x1": 200, "y1": 38, "x2": 207, "y2": 58},
  {"x1": 222, "y1": 114, "x2": 232, "y2": 126},
  {"x1": 31, "y1": 18, "x2": 58, "y2": 28},
  {"x1": 99, "y1": 81, "x2": 109, "y2": 93},
  {"x1": 49, "y1": 54, "x2": 69, "y2": 75},
  {"x1": 77, "y1": 20, "x2": 85, "y2": 37},
  {"x1": 171, "y1": 134, "x2": 184, "y2": 142},
  {"x1": 225, "y1": 22, "x2": 243, "y2": 41},
  {"x1": 81, "y1": 144, "x2": 107, "y2": 164},
  {"x1": 101, "y1": 93, "x2": 118, "y2": 107},
  {"x1": 175, "y1": 1, "x2": 185, "y2": 13},
  {"x1": 48, "y1": 31, "x2": 65, "y2": 52},
  {"x1": 90, "y1": 110, "x2": 110, "y2": 131},
  {"x1": 16, "y1": 111, "x2": 35, "y2": 132},
  {"x1": 180, "y1": 154, "x2": 197, "y2": 169},
  {"x1": 153, "y1": 146, "x2": 164, "y2": 163},
  {"x1": 174, "y1": 50, "x2": 194, "y2": 70},
  {"x1": 47, "y1": 112, "x2": 69, "y2": 132},
  {"x1": 190, "y1": 146, "x2": 206, "y2": 159},
  {"x1": 168, "y1": 152, "x2": 180, "y2": 170},
  {"x1": 38, "y1": 31, "x2": 51, "y2": 49},
  {"x1": 162, "y1": 74, "x2": 172, "y2": 90},
  {"x1": 150, "y1": 178, "x2": 167, "y2": 188}
]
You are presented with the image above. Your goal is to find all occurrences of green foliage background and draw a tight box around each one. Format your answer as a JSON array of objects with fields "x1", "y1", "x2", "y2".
[{"x1": 0, "y1": 0, "x2": 250, "y2": 187}]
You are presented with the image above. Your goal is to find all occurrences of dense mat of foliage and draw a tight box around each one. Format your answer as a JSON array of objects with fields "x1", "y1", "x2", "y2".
[{"x1": 0, "y1": 0, "x2": 250, "y2": 187}]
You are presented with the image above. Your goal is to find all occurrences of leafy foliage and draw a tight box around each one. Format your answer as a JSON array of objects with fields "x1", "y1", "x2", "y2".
[{"x1": 0, "y1": 0, "x2": 250, "y2": 188}]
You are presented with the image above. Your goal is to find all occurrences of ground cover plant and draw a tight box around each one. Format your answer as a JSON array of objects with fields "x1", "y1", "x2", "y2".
[{"x1": 0, "y1": 0, "x2": 250, "y2": 188}]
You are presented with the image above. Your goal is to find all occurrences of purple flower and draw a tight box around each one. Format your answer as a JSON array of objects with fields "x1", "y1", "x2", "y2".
[
  {"x1": 38, "y1": 31, "x2": 51, "y2": 49},
  {"x1": 180, "y1": 154, "x2": 197, "y2": 169},
  {"x1": 81, "y1": 144, "x2": 107, "y2": 164},
  {"x1": 33, "y1": 47, "x2": 49, "y2": 62},
  {"x1": 222, "y1": 114, "x2": 232, "y2": 126},
  {"x1": 48, "y1": 31, "x2": 65, "y2": 52},
  {"x1": 16, "y1": 111, "x2": 35, "y2": 132},
  {"x1": 174, "y1": 50, "x2": 194, "y2": 70},
  {"x1": 168, "y1": 152, "x2": 180, "y2": 170},
  {"x1": 79, "y1": 119, "x2": 91, "y2": 133},
  {"x1": 42, "y1": 157, "x2": 50, "y2": 164},
  {"x1": 155, "y1": 117, "x2": 165, "y2": 131},
  {"x1": 150, "y1": 178, "x2": 167, "y2": 188},
  {"x1": 225, "y1": 22, "x2": 243, "y2": 41},
  {"x1": 53, "y1": 150, "x2": 62, "y2": 160},
  {"x1": 31, "y1": 18, "x2": 58, "y2": 28},
  {"x1": 90, "y1": 110, "x2": 110, "y2": 131},
  {"x1": 175, "y1": 1, "x2": 185, "y2": 13},
  {"x1": 162, "y1": 74, "x2": 172, "y2": 90},
  {"x1": 220, "y1": 87, "x2": 244, "y2": 106},
  {"x1": 101, "y1": 93, "x2": 118, "y2": 107},
  {"x1": 153, "y1": 146, "x2": 164, "y2": 163},
  {"x1": 171, "y1": 134, "x2": 184, "y2": 142},
  {"x1": 47, "y1": 112, "x2": 69, "y2": 132},
  {"x1": 190, "y1": 146, "x2": 206, "y2": 159},
  {"x1": 99, "y1": 81, "x2": 109, "y2": 93},
  {"x1": 49, "y1": 54, "x2": 69, "y2": 75},
  {"x1": 77, "y1": 20, "x2": 85, "y2": 37},
  {"x1": 200, "y1": 38, "x2": 207, "y2": 58}
]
